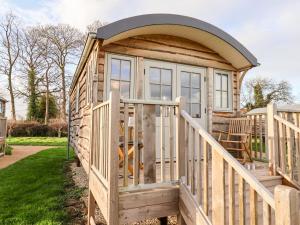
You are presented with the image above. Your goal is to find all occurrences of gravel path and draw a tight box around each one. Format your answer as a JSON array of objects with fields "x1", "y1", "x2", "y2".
[{"x1": 0, "y1": 145, "x2": 53, "y2": 169}]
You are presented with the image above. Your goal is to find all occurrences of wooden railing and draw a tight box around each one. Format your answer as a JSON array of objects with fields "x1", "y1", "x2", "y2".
[
  {"x1": 179, "y1": 109, "x2": 278, "y2": 224},
  {"x1": 267, "y1": 103, "x2": 300, "y2": 188},
  {"x1": 88, "y1": 91, "x2": 119, "y2": 225},
  {"x1": 119, "y1": 98, "x2": 179, "y2": 189},
  {"x1": 0, "y1": 117, "x2": 7, "y2": 157},
  {"x1": 246, "y1": 113, "x2": 268, "y2": 161},
  {"x1": 0, "y1": 117, "x2": 7, "y2": 138}
]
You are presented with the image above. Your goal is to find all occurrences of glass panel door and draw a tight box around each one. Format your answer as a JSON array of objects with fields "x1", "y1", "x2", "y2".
[{"x1": 177, "y1": 65, "x2": 206, "y2": 129}]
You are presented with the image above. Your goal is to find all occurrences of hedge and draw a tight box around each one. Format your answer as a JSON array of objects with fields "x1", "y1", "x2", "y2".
[{"x1": 7, "y1": 120, "x2": 68, "y2": 137}]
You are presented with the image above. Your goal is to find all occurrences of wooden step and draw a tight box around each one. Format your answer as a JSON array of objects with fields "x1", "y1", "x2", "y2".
[
  {"x1": 226, "y1": 147, "x2": 244, "y2": 151},
  {"x1": 220, "y1": 140, "x2": 243, "y2": 143}
]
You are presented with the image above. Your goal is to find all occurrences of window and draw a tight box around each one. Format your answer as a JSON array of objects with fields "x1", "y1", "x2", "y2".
[
  {"x1": 214, "y1": 71, "x2": 232, "y2": 111},
  {"x1": 106, "y1": 54, "x2": 134, "y2": 99},
  {"x1": 75, "y1": 84, "x2": 80, "y2": 113},
  {"x1": 149, "y1": 67, "x2": 172, "y2": 100},
  {"x1": 86, "y1": 48, "x2": 98, "y2": 105},
  {"x1": 180, "y1": 71, "x2": 202, "y2": 117}
]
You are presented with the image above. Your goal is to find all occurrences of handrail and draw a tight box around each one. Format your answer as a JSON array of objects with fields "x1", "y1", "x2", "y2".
[
  {"x1": 92, "y1": 100, "x2": 110, "y2": 111},
  {"x1": 121, "y1": 98, "x2": 179, "y2": 106},
  {"x1": 274, "y1": 114, "x2": 300, "y2": 133},
  {"x1": 181, "y1": 110, "x2": 275, "y2": 208}
]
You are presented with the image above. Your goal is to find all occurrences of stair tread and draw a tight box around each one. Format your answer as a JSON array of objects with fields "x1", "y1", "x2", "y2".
[
  {"x1": 226, "y1": 147, "x2": 244, "y2": 151},
  {"x1": 220, "y1": 140, "x2": 243, "y2": 143}
]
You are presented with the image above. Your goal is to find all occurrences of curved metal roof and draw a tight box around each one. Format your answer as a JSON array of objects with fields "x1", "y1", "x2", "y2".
[{"x1": 96, "y1": 14, "x2": 258, "y2": 68}]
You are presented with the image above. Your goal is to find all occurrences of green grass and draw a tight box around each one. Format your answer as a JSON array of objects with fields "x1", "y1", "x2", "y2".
[
  {"x1": 7, "y1": 137, "x2": 68, "y2": 146},
  {"x1": 0, "y1": 147, "x2": 75, "y2": 225}
]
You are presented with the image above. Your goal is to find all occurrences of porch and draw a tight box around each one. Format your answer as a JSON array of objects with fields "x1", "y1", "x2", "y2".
[{"x1": 87, "y1": 91, "x2": 300, "y2": 225}]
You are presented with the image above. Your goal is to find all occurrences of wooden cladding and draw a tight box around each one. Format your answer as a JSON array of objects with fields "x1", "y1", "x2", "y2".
[{"x1": 103, "y1": 34, "x2": 236, "y2": 71}]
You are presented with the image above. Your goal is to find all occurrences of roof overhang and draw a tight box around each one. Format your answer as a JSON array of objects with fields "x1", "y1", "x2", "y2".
[{"x1": 97, "y1": 14, "x2": 258, "y2": 70}]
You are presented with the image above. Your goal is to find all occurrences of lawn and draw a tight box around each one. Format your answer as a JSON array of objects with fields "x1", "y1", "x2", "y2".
[
  {"x1": 7, "y1": 137, "x2": 68, "y2": 146},
  {"x1": 0, "y1": 147, "x2": 75, "y2": 225}
]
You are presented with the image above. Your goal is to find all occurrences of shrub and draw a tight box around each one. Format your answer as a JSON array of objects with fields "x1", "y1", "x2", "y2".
[
  {"x1": 5, "y1": 145, "x2": 12, "y2": 155},
  {"x1": 7, "y1": 120, "x2": 68, "y2": 137}
]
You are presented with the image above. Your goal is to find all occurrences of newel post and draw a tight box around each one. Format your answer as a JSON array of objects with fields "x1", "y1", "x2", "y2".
[
  {"x1": 176, "y1": 96, "x2": 186, "y2": 180},
  {"x1": 275, "y1": 185, "x2": 300, "y2": 225},
  {"x1": 107, "y1": 90, "x2": 120, "y2": 225},
  {"x1": 267, "y1": 103, "x2": 278, "y2": 175}
]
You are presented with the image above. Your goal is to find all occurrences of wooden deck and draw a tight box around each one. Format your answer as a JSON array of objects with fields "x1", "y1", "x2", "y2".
[{"x1": 87, "y1": 94, "x2": 300, "y2": 225}]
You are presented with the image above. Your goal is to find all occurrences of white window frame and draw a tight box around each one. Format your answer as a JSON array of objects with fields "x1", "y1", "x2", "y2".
[
  {"x1": 176, "y1": 64, "x2": 206, "y2": 117},
  {"x1": 75, "y1": 84, "x2": 80, "y2": 113},
  {"x1": 213, "y1": 69, "x2": 233, "y2": 112},
  {"x1": 0, "y1": 102, "x2": 3, "y2": 114},
  {"x1": 144, "y1": 59, "x2": 177, "y2": 101},
  {"x1": 105, "y1": 53, "x2": 135, "y2": 100}
]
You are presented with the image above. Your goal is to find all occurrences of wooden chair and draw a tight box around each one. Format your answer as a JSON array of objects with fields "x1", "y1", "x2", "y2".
[
  {"x1": 118, "y1": 116, "x2": 144, "y2": 177},
  {"x1": 217, "y1": 118, "x2": 252, "y2": 163}
]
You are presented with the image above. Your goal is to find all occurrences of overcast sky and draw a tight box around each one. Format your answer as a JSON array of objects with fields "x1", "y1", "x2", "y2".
[{"x1": 0, "y1": 0, "x2": 300, "y2": 118}]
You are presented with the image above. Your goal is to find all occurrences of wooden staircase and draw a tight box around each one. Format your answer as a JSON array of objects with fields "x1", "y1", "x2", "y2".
[{"x1": 87, "y1": 92, "x2": 300, "y2": 225}]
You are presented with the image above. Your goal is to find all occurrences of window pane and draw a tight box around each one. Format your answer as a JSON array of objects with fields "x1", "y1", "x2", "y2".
[
  {"x1": 120, "y1": 60, "x2": 131, "y2": 81},
  {"x1": 191, "y1": 73, "x2": 200, "y2": 88},
  {"x1": 191, "y1": 88, "x2": 200, "y2": 102},
  {"x1": 110, "y1": 80, "x2": 120, "y2": 91},
  {"x1": 222, "y1": 91, "x2": 228, "y2": 108},
  {"x1": 111, "y1": 59, "x2": 120, "y2": 79},
  {"x1": 149, "y1": 67, "x2": 160, "y2": 83},
  {"x1": 120, "y1": 81, "x2": 130, "y2": 99},
  {"x1": 215, "y1": 90, "x2": 221, "y2": 108},
  {"x1": 191, "y1": 104, "x2": 200, "y2": 118},
  {"x1": 185, "y1": 103, "x2": 191, "y2": 114},
  {"x1": 215, "y1": 74, "x2": 221, "y2": 90},
  {"x1": 221, "y1": 75, "x2": 228, "y2": 91},
  {"x1": 181, "y1": 72, "x2": 190, "y2": 87},
  {"x1": 181, "y1": 87, "x2": 190, "y2": 102},
  {"x1": 162, "y1": 85, "x2": 172, "y2": 100},
  {"x1": 161, "y1": 69, "x2": 172, "y2": 85},
  {"x1": 150, "y1": 84, "x2": 161, "y2": 100}
]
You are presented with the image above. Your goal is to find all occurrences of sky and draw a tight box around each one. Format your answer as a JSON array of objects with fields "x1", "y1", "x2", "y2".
[{"x1": 0, "y1": 0, "x2": 300, "y2": 118}]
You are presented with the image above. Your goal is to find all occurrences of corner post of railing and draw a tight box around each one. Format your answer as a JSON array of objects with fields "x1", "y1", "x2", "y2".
[
  {"x1": 267, "y1": 103, "x2": 278, "y2": 175},
  {"x1": 107, "y1": 90, "x2": 120, "y2": 225},
  {"x1": 275, "y1": 185, "x2": 300, "y2": 225},
  {"x1": 176, "y1": 96, "x2": 186, "y2": 180}
]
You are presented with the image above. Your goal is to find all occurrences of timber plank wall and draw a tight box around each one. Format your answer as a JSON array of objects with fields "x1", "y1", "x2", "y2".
[{"x1": 70, "y1": 34, "x2": 241, "y2": 174}]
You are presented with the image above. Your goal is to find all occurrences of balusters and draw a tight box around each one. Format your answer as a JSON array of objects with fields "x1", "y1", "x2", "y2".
[
  {"x1": 228, "y1": 165, "x2": 235, "y2": 225},
  {"x1": 203, "y1": 139, "x2": 209, "y2": 215},
  {"x1": 263, "y1": 201, "x2": 271, "y2": 225},
  {"x1": 196, "y1": 134, "x2": 201, "y2": 203},
  {"x1": 133, "y1": 104, "x2": 139, "y2": 185},
  {"x1": 160, "y1": 106, "x2": 166, "y2": 182},
  {"x1": 239, "y1": 176, "x2": 245, "y2": 225},
  {"x1": 169, "y1": 106, "x2": 175, "y2": 181},
  {"x1": 259, "y1": 115, "x2": 263, "y2": 159},
  {"x1": 123, "y1": 104, "x2": 129, "y2": 186},
  {"x1": 212, "y1": 149, "x2": 225, "y2": 225},
  {"x1": 250, "y1": 187, "x2": 258, "y2": 225}
]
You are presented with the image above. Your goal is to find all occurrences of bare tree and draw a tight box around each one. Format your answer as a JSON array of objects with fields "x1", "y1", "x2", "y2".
[
  {"x1": 17, "y1": 27, "x2": 46, "y2": 120},
  {"x1": 86, "y1": 20, "x2": 106, "y2": 33},
  {"x1": 40, "y1": 24, "x2": 84, "y2": 121},
  {"x1": 241, "y1": 76, "x2": 294, "y2": 110},
  {"x1": 0, "y1": 13, "x2": 21, "y2": 120}
]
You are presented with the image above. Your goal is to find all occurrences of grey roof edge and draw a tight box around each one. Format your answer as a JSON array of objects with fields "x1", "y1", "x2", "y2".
[{"x1": 96, "y1": 14, "x2": 258, "y2": 67}]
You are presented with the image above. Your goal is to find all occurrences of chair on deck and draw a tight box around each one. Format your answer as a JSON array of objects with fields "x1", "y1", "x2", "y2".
[
  {"x1": 118, "y1": 116, "x2": 144, "y2": 177},
  {"x1": 216, "y1": 118, "x2": 252, "y2": 163}
]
